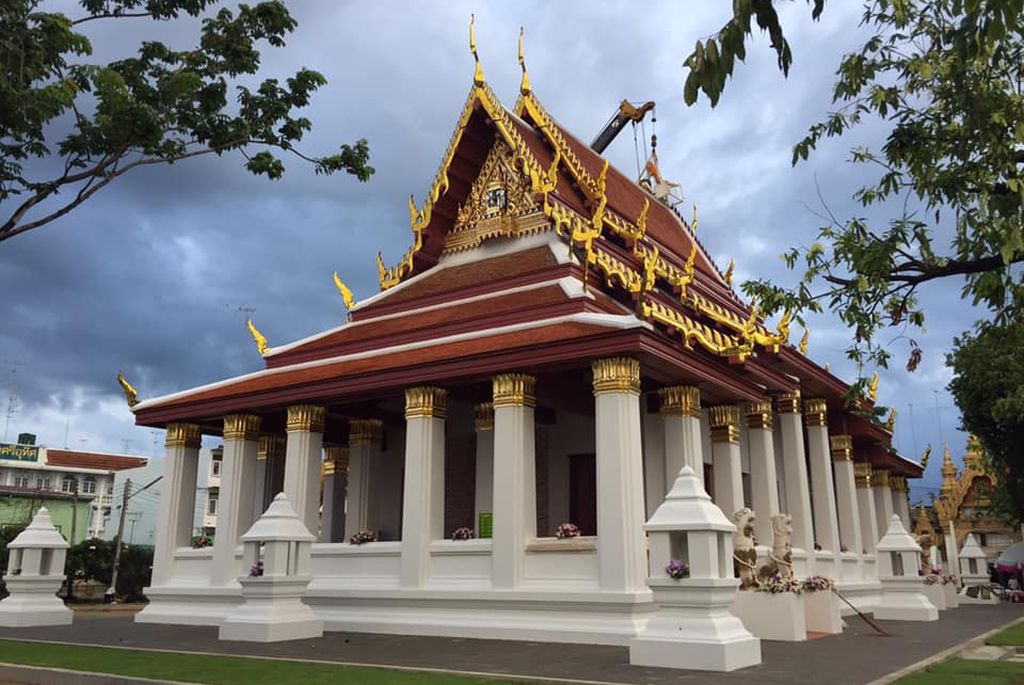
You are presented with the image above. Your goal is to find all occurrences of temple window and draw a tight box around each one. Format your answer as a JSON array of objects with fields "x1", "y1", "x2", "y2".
[{"x1": 486, "y1": 187, "x2": 507, "y2": 211}]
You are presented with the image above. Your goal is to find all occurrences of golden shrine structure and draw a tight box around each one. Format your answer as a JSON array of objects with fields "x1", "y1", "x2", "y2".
[{"x1": 127, "y1": 29, "x2": 924, "y2": 655}]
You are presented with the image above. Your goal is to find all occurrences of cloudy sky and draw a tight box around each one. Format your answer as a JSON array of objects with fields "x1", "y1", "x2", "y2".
[{"x1": 1, "y1": 1, "x2": 982, "y2": 504}]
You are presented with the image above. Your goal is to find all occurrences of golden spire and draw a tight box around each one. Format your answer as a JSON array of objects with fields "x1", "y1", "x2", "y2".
[
  {"x1": 964, "y1": 434, "x2": 985, "y2": 469},
  {"x1": 246, "y1": 318, "x2": 269, "y2": 356},
  {"x1": 470, "y1": 14, "x2": 485, "y2": 85},
  {"x1": 798, "y1": 327, "x2": 810, "y2": 355},
  {"x1": 332, "y1": 272, "x2": 355, "y2": 311},
  {"x1": 915, "y1": 503, "x2": 930, "y2": 533},
  {"x1": 724, "y1": 258, "x2": 735, "y2": 286},
  {"x1": 920, "y1": 443, "x2": 932, "y2": 470},
  {"x1": 116, "y1": 371, "x2": 138, "y2": 408},
  {"x1": 518, "y1": 27, "x2": 531, "y2": 94},
  {"x1": 940, "y1": 440, "x2": 957, "y2": 495},
  {"x1": 884, "y1": 407, "x2": 896, "y2": 432},
  {"x1": 868, "y1": 371, "x2": 879, "y2": 402}
]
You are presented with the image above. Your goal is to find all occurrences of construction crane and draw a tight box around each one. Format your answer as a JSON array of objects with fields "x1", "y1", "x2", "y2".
[{"x1": 590, "y1": 100, "x2": 655, "y2": 154}]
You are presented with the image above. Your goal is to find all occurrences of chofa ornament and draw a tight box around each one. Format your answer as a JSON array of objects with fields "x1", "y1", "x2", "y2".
[
  {"x1": 756, "y1": 513, "x2": 794, "y2": 583},
  {"x1": 731, "y1": 507, "x2": 758, "y2": 590}
]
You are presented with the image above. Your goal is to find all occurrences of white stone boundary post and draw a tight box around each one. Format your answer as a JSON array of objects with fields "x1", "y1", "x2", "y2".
[
  {"x1": 400, "y1": 386, "x2": 447, "y2": 587},
  {"x1": 709, "y1": 405, "x2": 744, "y2": 517},
  {"x1": 745, "y1": 400, "x2": 779, "y2": 545},
  {"x1": 151, "y1": 423, "x2": 201, "y2": 586},
  {"x1": 212, "y1": 414, "x2": 261, "y2": 586},
  {"x1": 659, "y1": 386, "x2": 703, "y2": 492},
  {"x1": 592, "y1": 358, "x2": 648, "y2": 593},
  {"x1": 283, "y1": 405, "x2": 325, "y2": 535},
  {"x1": 474, "y1": 402, "x2": 495, "y2": 536},
  {"x1": 775, "y1": 392, "x2": 815, "y2": 576}
]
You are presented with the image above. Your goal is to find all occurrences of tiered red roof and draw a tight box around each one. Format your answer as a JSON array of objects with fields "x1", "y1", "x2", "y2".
[{"x1": 45, "y1": 449, "x2": 148, "y2": 472}]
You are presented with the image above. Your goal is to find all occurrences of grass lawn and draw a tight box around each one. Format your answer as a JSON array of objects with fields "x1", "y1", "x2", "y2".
[
  {"x1": 894, "y1": 658, "x2": 1024, "y2": 684},
  {"x1": 0, "y1": 639, "x2": 539, "y2": 685},
  {"x1": 990, "y1": 622, "x2": 1024, "y2": 647}
]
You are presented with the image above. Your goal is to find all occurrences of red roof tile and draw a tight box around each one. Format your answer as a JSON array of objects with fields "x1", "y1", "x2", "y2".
[{"x1": 45, "y1": 450, "x2": 148, "y2": 472}]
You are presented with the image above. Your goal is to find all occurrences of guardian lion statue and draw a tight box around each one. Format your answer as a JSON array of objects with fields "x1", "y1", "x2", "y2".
[
  {"x1": 916, "y1": 532, "x2": 934, "y2": 572},
  {"x1": 732, "y1": 507, "x2": 759, "y2": 589},
  {"x1": 756, "y1": 513, "x2": 795, "y2": 583}
]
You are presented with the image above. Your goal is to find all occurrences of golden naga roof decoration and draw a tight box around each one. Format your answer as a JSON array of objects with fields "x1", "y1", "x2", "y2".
[
  {"x1": 920, "y1": 443, "x2": 932, "y2": 470},
  {"x1": 723, "y1": 258, "x2": 735, "y2": 286},
  {"x1": 469, "y1": 14, "x2": 485, "y2": 86},
  {"x1": 868, "y1": 371, "x2": 879, "y2": 402},
  {"x1": 884, "y1": 407, "x2": 897, "y2": 433},
  {"x1": 333, "y1": 272, "x2": 355, "y2": 311},
  {"x1": 517, "y1": 27, "x2": 531, "y2": 95},
  {"x1": 116, "y1": 371, "x2": 138, "y2": 408},
  {"x1": 641, "y1": 299, "x2": 749, "y2": 361},
  {"x1": 246, "y1": 318, "x2": 269, "y2": 356},
  {"x1": 799, "y1": 328, "x2": 810, "y2": 355}
]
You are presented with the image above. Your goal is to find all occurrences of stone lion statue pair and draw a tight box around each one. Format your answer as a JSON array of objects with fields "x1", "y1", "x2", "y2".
[{"x1": 731, "y1": 508, "x2": 794, "y2": 589}]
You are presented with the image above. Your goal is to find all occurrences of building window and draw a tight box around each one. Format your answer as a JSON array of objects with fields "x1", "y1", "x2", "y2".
[
  {"x1": 82, "y1": 477, "x2": 96, "y2": 494},
  {"x1": 35, "y1": 477, "x2": 50, "y2": 491},
  {"x1": 14, "y1": 475, "x2": 29, "y2": 489},
  {"x1": 211, "y1": 460, "x2": 221, "y2": 477},
  {"x1": 208, "y1": 497, "x2": 218, "y2": 515},
  {"x1": 61, "y1": 477, "x2": 76, "y2": 493}
]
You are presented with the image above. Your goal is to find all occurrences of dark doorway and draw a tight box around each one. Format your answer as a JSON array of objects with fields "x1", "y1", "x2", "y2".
[{"x1": 569, "y1": 453, "x2": 597, "y2": 535}]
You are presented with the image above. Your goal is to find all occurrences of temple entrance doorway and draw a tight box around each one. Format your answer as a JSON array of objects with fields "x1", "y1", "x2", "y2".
[{"x1": 569, "y1": 453, "x2": 597, "y2": 535}]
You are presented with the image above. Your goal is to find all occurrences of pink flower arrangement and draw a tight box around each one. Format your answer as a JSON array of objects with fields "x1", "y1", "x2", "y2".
[
  {"x1": 801, "y1": 575, "x2": 836, "y2": 592},
  {"x1": 555, "y1": 523, "x2": 580, "y2": 539},
  {"x1": 756, "y1": 573, "x2": 803, "y2": 594},
  {"x1": 942, "y1": 574, "x2": 957, "y2": 585},
  {"x1": 665, "y1": 559, "x2": 689, "y2": 579},
  {"x1": 248, "y1": 561, "x2": 264, "y2": 577},
  {"x1": 840, "y1": 543, "x2": 849, "y2": 553},
  {"x1": 923, "y1": 573, "x2": 942, "y2": 585},
  {"x1": 349, "y1": 530, "x2": 377, "y2": 545},
  {"x1": 451, "y1": 527, "x2": 474, "y2": 541}
]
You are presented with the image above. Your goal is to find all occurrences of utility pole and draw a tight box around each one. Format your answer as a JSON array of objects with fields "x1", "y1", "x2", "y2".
[
  {"x1": 66, "y1": 479, "x2": 79, "y2": 600},
  {"x1": 107, "y1": 479, "x2": 131, "y2": 603}
]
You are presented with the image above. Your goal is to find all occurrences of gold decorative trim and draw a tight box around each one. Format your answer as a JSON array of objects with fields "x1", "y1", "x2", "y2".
[
  {"x1": 405, "y1": 386, "x2": 448, "y2": 419},
  {"x1": 324, "y1": 445, "x2": 349, "y2": 473},
  {"x1": 708, "y1": 405, "x2": 741, "y2": 443},
  {"x1": 165, "y1": 423, "x2": 202, "y2": 449},
  {"x1": 349, "y1": 419, "x2": 384, "y2": 446},
  {"x1": 774, "y1": 391, "x2": 802, "y2": 415},
  {"x1": 322, "y1": 460, "x2": 335, "y2": 476},
  {"x1": 257, "y1": 435, "x2": 285, "y2": 461},
  {"x1": 474, "y1": 402, "x2": 494, "y2": 432},
  {"x1": 804, "y1": 398, "x2": 828, "y2": 427},
  {"x1": 890, "y1": 475, "x2": 908, "y2": 493},
  {"x1": 854, "y1": 462, "x2": 873, "y2": 488},
  {"x1": 746, "y1": 399, "x2": 774, "y2": 430},
  {"x1": 868, "y1": 371, "x2": 879, "y2": 402},
  {"x1": 659, "y1": 386, "x2": 700, "y2": 417},
  {"x1": 116, "y1": 371, "x2": 139, "y2": 408},
  {"x1": 871, "y1": 468, "x2": 891, "y2": 488},
  {"x1": 493, "y1": 373, "x2": 537, "y2": 408},
  {"x1": 246, "y1": 318, "x2": 269, "y2": 356},
  {"x1": 223, "y1": 414, "x2": 261, "y2": 442},
  {"x1": 286, "y1": 404, "x2": 326, "y2": 434},
  {"x1": 640, "y1": 299, "x2": 748, "y2": 361},
  {"x1": 830, "y1": 435, "x2": 853, "y2": 461},
  {"x1": 592, "y1": 357, "x2": 641, "y2": 395},
  {"x1": 884, "y1": 407, "x2": 896, "y2": 433}
]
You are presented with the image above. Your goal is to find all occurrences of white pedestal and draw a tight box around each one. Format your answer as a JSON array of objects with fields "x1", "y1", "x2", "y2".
[
  {"x1": 960, "y1": 584, "x2": 999, "y2": 605},
  {"x1": 943, "y1": 582, "x2": 959, "y2": 608},
  {"x1": 875, "y1": 578, "x2": 939, "y2": 622},
  {"x1": 219, "y1": 577, "x2": 323, "y2": 642},
  {"x1": 0, "y1": 577, "x2": 71, "y2": 627},
  {"x1": 731, "y1": 590, "x2": 807, "y2": 641},
  {"x1": 922, "y1": 583, "x2": 947, "y2": 610},
  {"x1": 629, "y1": 581, "x2": 761, "y2": 671},
  {"x1": 803, "y1": 590, "x2": 843, "y2": 634}
]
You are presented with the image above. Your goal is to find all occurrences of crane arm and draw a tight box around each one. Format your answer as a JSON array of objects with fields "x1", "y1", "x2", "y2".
[{"x1": 590, "y1": 100, "x2": 655, "y2": 154}]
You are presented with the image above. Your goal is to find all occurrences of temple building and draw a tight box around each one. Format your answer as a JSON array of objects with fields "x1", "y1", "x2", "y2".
[{"x1": 127, "y1": 39, "x2": 922, "y2": 648}]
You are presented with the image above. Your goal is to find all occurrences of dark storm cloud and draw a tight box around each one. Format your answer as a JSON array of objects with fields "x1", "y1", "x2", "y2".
[{"x1": 0, "y1": 2, "x2": 980, "y2": 496}]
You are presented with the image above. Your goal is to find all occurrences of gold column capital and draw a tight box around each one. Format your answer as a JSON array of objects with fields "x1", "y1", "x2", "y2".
[
  {"x1": 745, "y1": 399, "x2": 774, "y2": 430},
  {"x1": 405, "y1": 386, "x2": 448, "y2": 419},
  {"x1": 223, "y1": 414, "x2": 261, "y2": 442},
  {"x1": 349, "y1": 418, "x2": 384, "y2": 445},
  {"x1": 708, "y1": 405, "x2": 741, "y2": 444},
  {"x1": 324, "y1": 445, "x2": 349, "y2": 473},
  {"x1": 658, "y1": 385, "x2": 701, "y2": 417},
  {"x1": 871, "y1": 468, "x2": 891, "y2": 488},
  {"x1": 474, "y1": 402, "x2": 494, "y2": 432},
  {"x1": 592, "y1": 357, "x2": 641, "y2": 395},
  {"x1": 830, "y1": 434, "x2": 853, "y2": 461},
  {"x1": 854, "y1": 462, "x2": 872, "y2": 488},
  {"x1": 890, "y1": 475, "x2": 907, "y2": 492},
  {"x1": 803, "y1": 398, "x2": 828, "y2": 427},
  {"x1": 774, "y1": 390, "x2": 802, "y2": 414},
  {"x1": 165, "y1": 423, "x2": 202, "y2": 449},
  {"x1": 256, "y1": 435, "x2": 285, "y2": 461},
  {"x1": 286, "y1": 404, "x2": 326, "y2": 434},
  {"x1": 493, "y1": 373, "x2": 537, "y2": 408}
]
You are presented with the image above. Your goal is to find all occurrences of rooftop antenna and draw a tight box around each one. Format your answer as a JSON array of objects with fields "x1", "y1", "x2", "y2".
[
  {"x1": 932, "y1": 390, "x2": 946, "y2": 449},
  {"x1": 0, "y1": 359, "x2": 25, "y2": 443}
]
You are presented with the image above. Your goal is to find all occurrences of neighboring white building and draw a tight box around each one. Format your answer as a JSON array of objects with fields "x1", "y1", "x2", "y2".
[
  {"x1": 201, "y1": 447, "x2": 223, "y2": 535},
  {"x1": 0, "y1": 433, "x2": 147, "y2": 539}
]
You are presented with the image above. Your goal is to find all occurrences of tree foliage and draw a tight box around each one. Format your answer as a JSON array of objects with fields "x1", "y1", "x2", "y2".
[
  {"x1": 0, "y1": 0, "x2": 373, "y2": 243},
  {"x1": 687, "y1": 1, "x2": 1024, "y2": 374},
  {"x1": 947, "y1": 318, "x2": 1024, "y2": 519}
]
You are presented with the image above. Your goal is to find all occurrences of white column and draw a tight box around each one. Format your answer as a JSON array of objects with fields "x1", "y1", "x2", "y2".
[
  {"x1": 659, "y1": 386, "x2": 703, "y2": 491},
  {"x1": 211, "y1": 414, "x2": 260, "y2": 585},
  {"x1": 400, "y1": 387, "x2": 446, "y2": 587},
  {"x1": 474, "y1": 403, "x2": 495, "y2": 536},
  {"x1": 804, "y1": 399, "x2": 840, "y2": 574},
  {"x1": 254, "y1": 436, "x2": 285, "y2": 520},
  {"x1": 344, "y1": 419, "x2": 383, "y2": 539},
  {"x1": 775, "y1": 392, "x2": 815, "y2": 575},
  {"x1": 830, "y1": 435, "x2": 863, "y2": 563},
  {"x1": 283, "y1": 404, "x2": 325, "y2": 535},
  {"x1": 321, "y1": 446, "x2": 348, "y2": 543},
  {"x1": 855, "y1": 463, "x2": 878, "y2": 554},
  {"x1": 944, "y1": 519, "x2": 961, "y2": 576},
  {"x1": 491, "y1": 375, "x2": 536, "y2": 589},
  {"x1": 151, "y1": 423, "x2": 201, "y2": 586},
  {"x1": 873, "y1": 469, "x2": 895, "y2": 543},
  {"x1": 709, "y1": 405, "x2": 744, "y2": 517},
  {"x1": 892, "y1": 476, "x2": 911, "y2": 530},
  {"x1": 593, "y1": 358, "x2": 648, "y2": 593},
  {"x1": 745, "y1": 400, "x2": 780, "y2": 544}
]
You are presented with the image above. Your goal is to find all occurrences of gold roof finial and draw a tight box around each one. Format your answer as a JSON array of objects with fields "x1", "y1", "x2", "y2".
[
  {"x1": 868, "y1": 371, "x2": 879, "y2": 401},
  {"x1": 246, "y1": 318, "x2": 269, "y2": 356},
  {"x1": 332, "y1": 272, "x2": 355, "y2": 312},
  {"x1": 691, "y1": 203, "x2": 698, "y2": 233},
  {"x1": 518, "y1": 27, "x2": 531, "y2": 94},
  {"x1": 920, "y1": 443, "x2": 932, "y2": 470},
  {"x1": 724, "y1": 258, "x2": 735, "y2": 286},
  {"x1": 470, "y1": 14, "x2": 485, "y2": 86},
  {"x1": 798, "y1": 327, "x2": 810, "y2": 355},
  {"x1": 884, "y1": 407, "x2": 896, "y2": 432},
  {"x1": 116, "y1": 371, "x2": 138, "y2": 408}
]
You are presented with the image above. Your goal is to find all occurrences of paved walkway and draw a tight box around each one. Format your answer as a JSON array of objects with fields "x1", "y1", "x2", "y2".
[{"x1": 0, "y1": 604, "x2": 1020, "y2": 684}]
